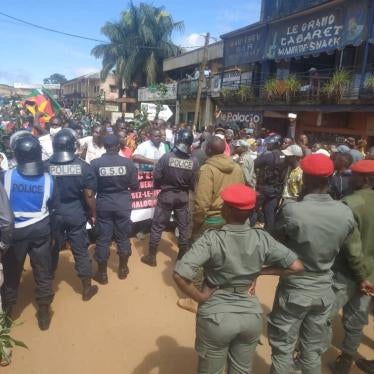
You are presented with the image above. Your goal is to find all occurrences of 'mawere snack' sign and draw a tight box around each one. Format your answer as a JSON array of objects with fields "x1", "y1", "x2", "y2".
[
  {"x1": 264, "y1": 0, "x2": 367, "y2": 59},
  {"x1": 265, "y1": 6, "x2": 344, "y2": 59}
]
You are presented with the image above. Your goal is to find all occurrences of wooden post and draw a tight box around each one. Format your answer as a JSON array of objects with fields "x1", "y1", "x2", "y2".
[{"x1": 193, "y1": 33, "x2": 210, "y2": 131}]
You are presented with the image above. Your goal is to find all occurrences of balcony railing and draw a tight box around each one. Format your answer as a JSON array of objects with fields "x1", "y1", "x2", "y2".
[
  {"x1": 220, "y1": 67, "x2": 366, "y2": 105},
  {"x1": 174, "y1": 66, "x2": 373, "y2": 105}
]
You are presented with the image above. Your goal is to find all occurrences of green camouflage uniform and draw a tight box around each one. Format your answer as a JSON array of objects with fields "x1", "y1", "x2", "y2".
[
  {"x1": 175, "y1": 223, "x2": 297, "y2": 374},
  {"x1": 269, "y1": 195, "x2": 355, "y2": 374},
  {"x1": 330, "y1": 188, "x2": 374, "y2": 357}
]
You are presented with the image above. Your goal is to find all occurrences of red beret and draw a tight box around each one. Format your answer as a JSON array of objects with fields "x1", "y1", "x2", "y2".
[
  {"x1": 221, "y1": 184, "x2": 257, "y2": 210},
  {"x1": 351, "y1": 160, "x2": 374, "y2": 174},
  {"x1": 300, "y1": 154, "x2": 334, "y2": 177}
]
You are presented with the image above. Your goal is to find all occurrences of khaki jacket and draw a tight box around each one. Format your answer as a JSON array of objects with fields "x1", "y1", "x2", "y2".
[{"x1": 193, "y1": 154, "x2": 244, "y2": 233}]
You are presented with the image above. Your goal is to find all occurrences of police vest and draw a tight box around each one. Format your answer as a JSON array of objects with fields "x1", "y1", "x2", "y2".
[{"x1": 4, "y1": 169, "x2": 52, "y2": 228}]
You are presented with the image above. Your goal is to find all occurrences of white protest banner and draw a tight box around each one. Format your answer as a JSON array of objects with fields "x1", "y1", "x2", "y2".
[
  {"x1": 130, "y1": 171, "x2": 160, "y2": 222},
  {"x1": 141, "y1": 103, "x2": 173, "y2": 122}
]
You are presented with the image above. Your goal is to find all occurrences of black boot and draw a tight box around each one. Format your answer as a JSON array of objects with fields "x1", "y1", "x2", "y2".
[
  {"x1": 141, "y1": 248, "x2": 157, "y2": 267},
  {"x1": 37, "y1": 305, "x2": 52, "y2": 331},
  {"x1": 118, "y1": 255, "x2": 130, "y2": 279},
  {"x1": 356, "y1": 358, "x2": 374, "y2": 374},
  {"x1": 94, "y1": 261, "x2": 108, "y2": 285},
  {"x1": 81, "y1": 278, "x2": 98, "y2": 301}
]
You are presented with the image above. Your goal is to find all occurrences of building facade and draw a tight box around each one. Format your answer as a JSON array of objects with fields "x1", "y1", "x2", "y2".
[
  {"x1": 220, "y1": 0, "x2": 374, "y2": 145},
  {"x1": 138, "y1": 0, "x2": 374, "y2": 147},
  {"x1": 160, "y1": 42, "x2": 224, "y2": 126},
  {"x1": 61, "y1": 73, "x2": 120, "y2": 117}
]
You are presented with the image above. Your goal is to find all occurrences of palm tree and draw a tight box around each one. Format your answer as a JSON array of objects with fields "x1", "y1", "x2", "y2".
[{"x1": 91, "y1": 2, "x2": 183, "y2": 95}]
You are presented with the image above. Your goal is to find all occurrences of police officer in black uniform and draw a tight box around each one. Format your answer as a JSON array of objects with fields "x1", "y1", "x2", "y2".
[
  {"x1": 91, "y1": 135, "x2": 139, "y2": 284},
  {"x1": 49, "y1": 129, "x2": 98, "y2": 301},
  {"x1": 141, "y1": 129, "x2": 199, "y2": 267},
  {"x1": 1, "y1": 136, "x2": 59, "y2": 330},
  {"x1": 254, "y1": 134, "x2": 287, "y2": 232}
]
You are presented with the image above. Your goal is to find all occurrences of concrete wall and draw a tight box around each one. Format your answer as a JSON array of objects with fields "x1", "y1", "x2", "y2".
[
  {"x1": 0, "y1": 84, "x2": 14, "y2": 97},
  {"x1": 297, "y1": 111, "x2": 368, "y2": 139},
  {"x1": 99, "y1": 74, "x2": 119, "y2": 101},
  {"x1": 163, "y1": 42, "x2": 224, "y2": 72},
  {"x1": 62, "y1": 74, "x2": 119, "y2": 100}
]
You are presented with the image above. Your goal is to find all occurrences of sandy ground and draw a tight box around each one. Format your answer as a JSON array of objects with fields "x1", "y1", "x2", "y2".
[{"x1": 2, "y1": 232, "x2": 373, "y2": 374}]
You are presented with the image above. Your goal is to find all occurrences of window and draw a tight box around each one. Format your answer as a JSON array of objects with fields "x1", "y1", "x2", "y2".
[{"x1": 109, "y1": 85, "x2": 117, "y2": 93}]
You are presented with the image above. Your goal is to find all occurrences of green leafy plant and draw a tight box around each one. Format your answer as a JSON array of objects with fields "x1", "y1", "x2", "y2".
[
  {"x1": 237, "y1": 85, "x2": 253, "y2": 102},
  {"x1": 364, "y1": 75, "x2": 374, "y2": 91},
  {"x1": 133, "y1": 107, "x2": 149, "y2": 131},
  {"x1": 221, "y1": 88, "x2": 235, "y2": 99},
  {"x1": 285, "y1": 75, "x2": 301, "y2": 102},
  {"x1": 323, "y1": 70, "x2": 351, "y2": 102},
  {"x1": 264, "y1": 78, "x2": 287, "y2": 101},
  {"x1": 0, "y1": 312, "x2": 28, "y2": 365}
]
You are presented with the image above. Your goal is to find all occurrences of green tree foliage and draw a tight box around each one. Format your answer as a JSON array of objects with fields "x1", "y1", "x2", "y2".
[
  {"x1": 91, "y1": 2, "x2": 183, "y2": 90},
  {"x1": 43, "y1": 73, "x2": 67, "y2": 85}
]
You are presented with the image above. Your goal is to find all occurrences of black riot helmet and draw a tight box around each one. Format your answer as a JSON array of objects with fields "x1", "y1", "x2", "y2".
[
  {"x1": 14, "y1": 136, "x2": 44, "y2": 176},
  {"x1": 9, "y1": 130, "x2": 33, "y2": 151},
  {"x1": 264, "y1": 134, "x2": 283, "y2": 150},
  {"x1": 50, "y1": 128, "x2": 76, "y2": 163},
  {"x1": 175, "y1": 129, "x2": 194, "y2": 154}
]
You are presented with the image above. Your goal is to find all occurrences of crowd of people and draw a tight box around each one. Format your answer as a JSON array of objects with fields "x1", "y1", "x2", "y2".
[{"x1": 0, "y1": 111, "x2": 373, "y2": 373}]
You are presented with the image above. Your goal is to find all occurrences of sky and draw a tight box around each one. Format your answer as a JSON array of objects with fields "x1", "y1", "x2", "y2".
[{"x1": 0, "y1": 0, "x2": 261, "y2": 85}]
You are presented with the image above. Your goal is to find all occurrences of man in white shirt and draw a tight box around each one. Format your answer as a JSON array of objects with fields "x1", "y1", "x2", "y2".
[
  {"x1": 165, "y1": 124, "x2": 177, "y2": 149},
  {"x1": 78, "y1": 125, "x2": 106, "y2": 164},
  {"x1": 133, "y1": 129, "x2": 168, "y2": 171},
  {"x1": 33, "y1": 124, "x2": 53, "y2": 161},
  {"x1": 0, "y1": 152, "x2": 9, "y2": 171}
]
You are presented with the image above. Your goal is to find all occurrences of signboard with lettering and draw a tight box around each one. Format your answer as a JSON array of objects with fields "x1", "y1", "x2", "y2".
[
  {"x1": 105, "y1": 104, "x2": 120, "y2": 112},
  {"x1": 130, "y1": 171, "x2": 160, "y2": 222},
  {"x1": 138, "y1": 83, "x2": 177, "y2": 102},
  {"x1": 217, "y1": 110, "x2": 263, "y2": 126},
  {"x1": 223, "y1": 0, "x2": 369, "y2": 65},
  {"x1": 265, "y1": 6, "x2": 345, "y2": 59},
  {"x1": 264, "y1": 0, "x2": 368, "y2": 60},
  {"x1": 224, "y1": 26, "x2": 267, "y2": 67}
]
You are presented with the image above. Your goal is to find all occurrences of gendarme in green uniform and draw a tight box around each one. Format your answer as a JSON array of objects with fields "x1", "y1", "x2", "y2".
[
  {"x1": 175, "y1": 223, "x2": 297, "y2": 374},
  {"x1": 269, "y1": 194, "x2": 354, "y2": 374},
  {"x1": 330, "y1": 187, "x2": 374, "y2": 366}
]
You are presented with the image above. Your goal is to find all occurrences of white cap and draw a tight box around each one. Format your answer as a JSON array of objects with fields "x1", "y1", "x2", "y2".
[
  {"x1": 282, "y1": 144, "x2": 303, "y2": 157},
  {"x1": 315, "y1": 149, "x2": 330, "y2": 157}
]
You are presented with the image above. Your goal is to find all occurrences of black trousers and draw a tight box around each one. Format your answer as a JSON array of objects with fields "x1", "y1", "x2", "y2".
[
  {"x1": 52, "y1": 214, "x2": 92, "y2": 278},
  {"x1": 258, "y1": 192, "x2": 280, "y2": 232},
  {"x1": 149, "y1": 190, "x2": 189, "y2": 254},
  {"x1": 2, "y1": 219, "x2": 54, "y2": 307},
  {"x1": 94, "y1": 210, "x2": 132, "y2": 263}
]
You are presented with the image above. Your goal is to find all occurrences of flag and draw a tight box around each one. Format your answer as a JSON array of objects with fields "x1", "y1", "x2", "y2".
[{"x1": 23, "y1": 89, "x2": 61, "y2": 124}]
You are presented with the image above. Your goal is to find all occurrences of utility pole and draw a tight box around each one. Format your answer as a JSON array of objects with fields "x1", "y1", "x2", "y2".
[{"x1": 193, "y1": 32, "x2": 210, "y2": 131}]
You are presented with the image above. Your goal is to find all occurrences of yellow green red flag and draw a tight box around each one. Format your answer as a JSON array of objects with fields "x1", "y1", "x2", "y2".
[{"x1": 23, "y1": 88, "x2": 61, "y2": 124}]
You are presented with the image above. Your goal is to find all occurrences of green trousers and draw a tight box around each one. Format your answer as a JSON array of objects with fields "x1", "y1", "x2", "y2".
[
  {"x1": 268, "y1": 287, "x2": 334, "y2": 374},
  {"x1": 196, "y1": 312, "x2": 262, "y2": 374},
  {"x1": 329, "y1": 272, "x2": 372, "y2": 357}
]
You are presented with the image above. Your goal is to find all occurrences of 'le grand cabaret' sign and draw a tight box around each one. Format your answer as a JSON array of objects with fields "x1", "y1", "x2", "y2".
[
  {"x1": 265, "y1": 8, "x2": 345, "y2": 59},
  {"x1": 224, "y1": 0, "x2": 368, "y2": 65}
]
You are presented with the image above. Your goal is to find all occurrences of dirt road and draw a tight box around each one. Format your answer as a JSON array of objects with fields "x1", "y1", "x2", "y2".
[{"x1": 3, "y1": 233, "x2": 373, "y2": 374}]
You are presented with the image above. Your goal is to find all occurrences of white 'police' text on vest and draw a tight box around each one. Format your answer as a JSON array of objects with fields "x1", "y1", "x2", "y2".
[
  {"x1": 168, "y1": 158, "x2": 193, "y2": 170},
  {"x1": 49, "y1": 165, "x2": 82, "y2": 176}
]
